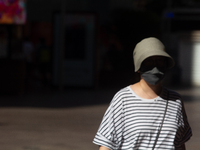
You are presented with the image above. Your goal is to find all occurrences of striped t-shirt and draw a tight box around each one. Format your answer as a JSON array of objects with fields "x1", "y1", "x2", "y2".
[{"x1": 93, "y1": 86, "x2": 192, "y2": 150}]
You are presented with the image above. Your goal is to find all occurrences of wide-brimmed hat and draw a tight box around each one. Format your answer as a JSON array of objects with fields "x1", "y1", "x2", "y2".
[{"x1": 133, "y1": 37, "x2": 175, "y2": 72}]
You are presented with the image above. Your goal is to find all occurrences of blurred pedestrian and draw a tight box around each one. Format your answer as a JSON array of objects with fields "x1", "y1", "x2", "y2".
[
  {"x1": 93, "y1": 37, "x2": 192, "y2": 150},
  {"x1": 22, "y1": 37, "x2": 35, "y2": 89},
  {"x1": 36, "y1": 38, "x2": 51, "y2": 87},
  {"x1": 23, "y1": 37, "x2": 34, "y2": 69}
]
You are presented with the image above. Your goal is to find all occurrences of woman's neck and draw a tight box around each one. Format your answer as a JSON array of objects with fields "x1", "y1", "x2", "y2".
[{"x1": 138, "y1": 78, "x2": 162, "y2": 98}]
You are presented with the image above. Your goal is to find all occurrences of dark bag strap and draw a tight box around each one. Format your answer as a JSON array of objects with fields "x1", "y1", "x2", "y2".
[{"x1": 152, "y1": 90, "x2": 169, "y2": 150}]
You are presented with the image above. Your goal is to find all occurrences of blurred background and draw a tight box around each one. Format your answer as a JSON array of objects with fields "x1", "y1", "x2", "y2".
[
  {"x1": 2, "y1": 0, "x2": 200, "y2": 96},
  {"x1": 0, "y1": 0, "x2": 200, "y2": 149}
]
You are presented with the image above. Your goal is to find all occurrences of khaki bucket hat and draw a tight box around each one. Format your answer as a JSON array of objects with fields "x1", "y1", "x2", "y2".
[{"x1": 133, "y1": 37, "x2": 175, "y2": 72}]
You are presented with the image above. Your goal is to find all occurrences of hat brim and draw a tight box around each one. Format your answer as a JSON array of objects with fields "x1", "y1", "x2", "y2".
[{"x1": 135, "y1": 51, "x2": 175, "y2": 72}]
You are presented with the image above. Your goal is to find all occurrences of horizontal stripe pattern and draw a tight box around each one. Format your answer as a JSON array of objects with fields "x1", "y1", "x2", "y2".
[{"x1": 93, "y1": 86, "x2": 192, "y2": 150}]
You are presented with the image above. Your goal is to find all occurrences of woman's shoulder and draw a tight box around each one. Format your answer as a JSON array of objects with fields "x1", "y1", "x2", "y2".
[
  {"x1": 110, "y1": 85, "x2": 136, "y2": 103},
  {"x1": 109, "y1": 86, "x2": 138, "y2": 107},
  {"x1": 163, "y1": 87, "x2": 182, "y2": 101},
  {"x1": 113, "y1": 86, "x2": 132, "y2": 98}
]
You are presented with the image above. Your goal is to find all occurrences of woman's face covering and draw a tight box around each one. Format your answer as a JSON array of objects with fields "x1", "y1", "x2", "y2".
[{"x1": 139, "y1": 56, "x2": 168, "y2": 85}]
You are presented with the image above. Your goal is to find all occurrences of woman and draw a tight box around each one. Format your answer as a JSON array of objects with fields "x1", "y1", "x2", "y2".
[{"x1": 93, "y1": 37, "x2": 192, "y2": 150}]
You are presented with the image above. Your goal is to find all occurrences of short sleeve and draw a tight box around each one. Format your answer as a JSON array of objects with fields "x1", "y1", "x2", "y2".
[
  {"x1": 93, "y1": 94, "x2": 124, "y2": 150},
  {"x1": 180, "y1": 101, "x2": 192, "y2": 143},
  {"x1": 175, "y1": 99, "x2": 192, "y2": 146}
]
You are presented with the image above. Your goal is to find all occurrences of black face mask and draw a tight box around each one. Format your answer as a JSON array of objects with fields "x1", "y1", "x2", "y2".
[{"x1": 140, "y1": 67, "x2": 165, "y2": 85}]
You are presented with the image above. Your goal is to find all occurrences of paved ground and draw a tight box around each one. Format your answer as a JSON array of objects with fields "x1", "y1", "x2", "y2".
[{"x1": 0, "y1": 86, "x2": 199, "y2": 150}]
